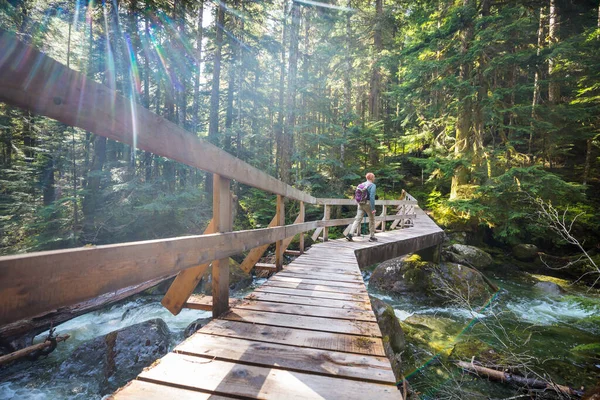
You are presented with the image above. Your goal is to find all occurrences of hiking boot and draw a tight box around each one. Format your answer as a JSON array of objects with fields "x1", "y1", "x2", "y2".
[
  {"x1": 346, "y1": 234, "x2": 353, "y2": 242},
  {"x1": 369, "y1": 236, "x2": 378, "y2": 242}
]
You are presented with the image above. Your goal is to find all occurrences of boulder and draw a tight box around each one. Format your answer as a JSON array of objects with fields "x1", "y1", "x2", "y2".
[
  {"x1": 533, "y1": 281, "x2": 565, "y2": 296},
  {"x1": 444, "y1": 244, "x2": 493, "y2": 269},
  {"x1": 446, "y1": 232, "x2": 468, "y2": 245},
  {"x1": 184, "y1": 317, "x2": 212, "y2": 338},
  {"x1": 370, "y1": 256, "x2": 495, "y2": 306},
  {"x1": 58, "y1": 318, "x2": 170, "y2": 395},
  {"x1": 370, "y1": 297, "x2": 405, "y2": 380},
  {"x1": 512, "y1": 244, "x2": 539, "y2": 261}
]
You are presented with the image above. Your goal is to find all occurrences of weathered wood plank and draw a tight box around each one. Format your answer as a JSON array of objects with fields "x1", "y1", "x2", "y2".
[
  {"x1": 234, "y1": 299, "x2": 376, "y2": 322},
  {"x1": 261, "y1": 281, "x2": 367, "y2": 295},
  {"x1": 175, "y1": 334, "x2": 394, "y2": 384},
  {"x1": 112, "y1": 380, "x2": 232, "y2": 400},
  {"x1": 245, "y1": 292, "x2": 372, "y2": 310},
  {"x1": 138, "y1": 353, "x2": 400, "y2": 399},
  {"x1": 212, "y1": 175, "x2": 232, "y2": 318},
  {"x1": 254, "y1": 286, "x2": 369, "y2": 302},
  {"x1": 184, "y1": 294, "x2": 241, "y2": 311},
  {"x1": 276, "y1": 271, "x2": 363, "y2": 283},
  {"x1": 222, "y1": 309, "x2": 382, "y2": 337},
  {"x1": 267, "y1": 276, "x2": 367, "y2": 289},
  {"x1": 199, "y1": 319, "x2": 387, "y2": 356}
]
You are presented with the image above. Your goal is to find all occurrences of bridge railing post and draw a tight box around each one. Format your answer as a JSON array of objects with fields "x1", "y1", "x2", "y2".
[
  {"x1": 212, "y1": 173, "x2": 232, "y2": 318},
  {"x1": 299, "y1": 201, "x2": 305, "y2": 254},
  {"x1": 323, "y1": 205, "x2": 330, "y2": 241},
  {"x1": 275, "y1": 195, "x2": 285, "y2": 271}
]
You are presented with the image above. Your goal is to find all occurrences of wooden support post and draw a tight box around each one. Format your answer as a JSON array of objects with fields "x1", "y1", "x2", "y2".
[
  {"x1": 381, "y1": 205, "x2": 387, "y2": 232},
  {"x1": 275, "y1": 195, "x2": 285, "y2": 271},
  {"x1": 323, "y1": 205, "x2": 331, "y2": 242},
  {"x1": 299, "y1": 201, "x2": 305, "y2": 254},
  {"x1": 212, "y1": 174, "x2": 232, "y2": 318}
]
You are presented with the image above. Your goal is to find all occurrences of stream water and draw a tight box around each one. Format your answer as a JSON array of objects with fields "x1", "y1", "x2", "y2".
[
  {"x1": 0, "y1": 273, "x2": 598, "y2": 399},
  {"x1": 369, "y1": 273, "x2": 600, "y2": 398}
]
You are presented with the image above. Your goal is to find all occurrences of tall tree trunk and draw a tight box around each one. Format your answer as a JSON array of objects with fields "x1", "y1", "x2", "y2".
[
  {"x1": 583, "y1": 5, "x2": 599, "y2": 185},
  {"x1": 175, "y1": 0, "x2": 187, "y2": 129},
  {"x1": 206, "y1": 0, "x2": 225, "y2": 193},
  {"x1": 548, "y1": 0, "x2": 560, "y2": 104},
  {"x1": 450, "y1": 0, "x2": 474, "y2": 200},
  {"x1": 192, "y1": 0, "x2": 204, "y2": 136},
  {"x1": 276, "y1": 0, "x2": 288, "y2": 180},
  {"x1": 281, "y1": 2, "x2": 300, "y2": 184},
  {"x1": 342, "y1": 0, "x2": 352, "y2": 164},
  {"x1": 530, "y1": 7, "x2": 546, "y2": 160},
  {"x1": 143, "y1": 3, "x2": 152, "y2": 182}
]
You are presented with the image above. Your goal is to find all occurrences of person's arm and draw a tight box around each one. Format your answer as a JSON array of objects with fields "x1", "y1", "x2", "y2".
[{"x1": 369, "y1": 184, "x2": 376, "y2": 212}]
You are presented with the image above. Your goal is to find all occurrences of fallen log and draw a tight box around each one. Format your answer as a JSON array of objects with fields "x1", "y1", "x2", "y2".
[
  {"x1": 0, "y1": 334, "x2": 70, "y2": 366},
  {"x1": 456, "y1": 360, "x2": 584, "y2": 397},
  {"x1": 0, "y1": 274, "x2": 174, "y2": 352}
]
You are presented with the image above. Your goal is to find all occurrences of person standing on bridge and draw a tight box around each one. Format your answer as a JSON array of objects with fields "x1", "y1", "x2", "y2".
[{"x1": 347, "y1": 172, "x2": 377, "y2": 242}]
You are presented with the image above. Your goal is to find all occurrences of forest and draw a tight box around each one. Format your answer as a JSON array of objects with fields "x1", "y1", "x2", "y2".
[
  {"x1": 1, "y1": 0, "x2": 600, "y2": 398},
  {"x1": 0, "y1": 0, "x2": 599, "y2": 258}
]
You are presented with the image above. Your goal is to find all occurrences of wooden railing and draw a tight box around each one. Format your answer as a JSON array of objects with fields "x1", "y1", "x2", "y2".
[{"x1": 0, "y1": 30, "x2": 419, "y2": 327}]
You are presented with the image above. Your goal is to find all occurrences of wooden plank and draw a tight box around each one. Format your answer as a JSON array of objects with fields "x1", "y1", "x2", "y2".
[
  {"x1": 254, "y1": 287, "x2": 369, "y2": 302},
  {"x1": 276, "y1": 271, "x2": 363, "y2": 283},
  {"x1": 284, "y1": 250, "x2": 302, "y2": 256},
  {"x1": 0, "y1": 30, "x2": 315, "y2": 205},
  {"x1": 246, "y1": 292, "x2": 372, "y2": 311},
  {"x1": 112, "y1": 380, "x2": 232, "y2": 400},
  {"x1": 255, "y1": 263, "x2": 277, "y2": 272},
  {"x1": 282, "y1": 266, "x2": 362, "y2": 276},
  {"x1": 222, "y1": 309, "x2": 382, "y2": 337},
  {"x1": 234, "y1": 299, "x2": 376, "y2": 322},
  {"x1": 138, "y1": 353, "x2": 400, "y2": 399},
  {"x1": 161, "y1": 220, "x2": 216, "y2": 315},
  {"x1": 200, "y1": 319, "x2": 387, "y2": 356},
  {"x1": 175, "y1": 334, "x2": 394, "y2": 384},
  {"x1": 267, "y1": 276, "x2": 367, "y2": 289},
  {"x1": 212, "y1": 175, "x2": 232, "y2": 318},
  {"x1": 184, "y1": 294, "x2": 241, "y2": 311},
  {"x1": 0, "y1": 220, "x2": 322, "y2": 325},
  {"x1": 261, "y1": 281, "x2": 367, "y2": 295}
]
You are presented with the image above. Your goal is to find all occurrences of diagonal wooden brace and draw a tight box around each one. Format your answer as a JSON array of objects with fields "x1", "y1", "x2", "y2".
[
  {"x1": 161, "y1": 219, "x2": 215, "y2": 316},
  {"x1": 239, "y1": 210, "x2": 305, "y2": 273}
]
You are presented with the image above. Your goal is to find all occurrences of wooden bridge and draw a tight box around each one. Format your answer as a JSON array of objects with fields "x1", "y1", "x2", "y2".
[{"x1": 0, "y1": 30, "x2": 444, "y2": 399}]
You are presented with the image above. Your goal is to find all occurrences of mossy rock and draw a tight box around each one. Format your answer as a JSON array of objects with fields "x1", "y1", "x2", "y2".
[
  {"x1": 571, "y1": 343, "x2": 600, "y2": 359},
  {"x1": 444, "y1": 245, "x2": 493, "y2": 269},
  {"x1": 370, "y1": 258, "x2": 495, "y2": 307}
]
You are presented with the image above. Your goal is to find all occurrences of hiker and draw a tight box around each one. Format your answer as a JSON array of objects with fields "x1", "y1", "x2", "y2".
[{"x1": 347, "y1": 172, "x2": 377, "y2": 242}]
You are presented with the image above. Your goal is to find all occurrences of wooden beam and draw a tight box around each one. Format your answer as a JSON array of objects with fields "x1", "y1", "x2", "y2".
[
  {"x1": 323, "y1": 205, "x2": 331, "y2": 242},
  {"x1": 316, "y1": 198, "x2": 417, "y2": 206},
  {"x1": 161, "y1": 220, "x2": 216, "y2": 316},
  {"x1": 239, "y1": 215, "x2": 279, "y2": 273},
  {"x1": 299, "y1": 201, "x2": 305, "y2": 253},
  {"x1": 0, "y1": 30, "x2": 315, "y2": 205},
  {"x1": 212, "y1": 175, "x2": 232, "y2": 318},
  {"x1": 275, "y1": 195, "x2": 285, "y2": 271},
  {"x1": 0, "y1": 334, "x2": 70, "y2": 366},
  {"x1": 239, "y1": 210, "x2": 305, "y2": 274},
  {"x1": 0, "y1": 214, "x2": 416, "y2": 325}
]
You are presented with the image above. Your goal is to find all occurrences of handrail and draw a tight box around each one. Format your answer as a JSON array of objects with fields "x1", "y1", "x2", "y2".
[
  {"x1": 0, "y1": 213, "x2": 416, "y2": 325},
  {"x1": 0, "y1": 30, "x2": 315, "y2": 205}
]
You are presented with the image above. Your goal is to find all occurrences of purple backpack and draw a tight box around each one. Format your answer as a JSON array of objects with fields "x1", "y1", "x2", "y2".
[{"x1": 354, "y1": 182, "x2": 370, "y2": 204}]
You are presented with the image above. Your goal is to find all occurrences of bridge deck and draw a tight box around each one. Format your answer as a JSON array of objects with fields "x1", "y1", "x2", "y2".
[{"x1": 112, "y1": 217, "x2": 443, "y2": 400}]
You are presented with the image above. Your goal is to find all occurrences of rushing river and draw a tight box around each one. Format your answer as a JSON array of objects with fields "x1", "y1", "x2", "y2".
[
  {"x1": 369, "y1": 273, "x2": 600, "y2": 398},
  {"x1": 1, "y1": 272, "x2": 598, "y2": 399}
]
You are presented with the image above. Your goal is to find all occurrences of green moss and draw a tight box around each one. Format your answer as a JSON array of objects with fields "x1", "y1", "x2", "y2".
[{"x1": 571, "y1": 343, "x2": 600, "y2": 355}]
